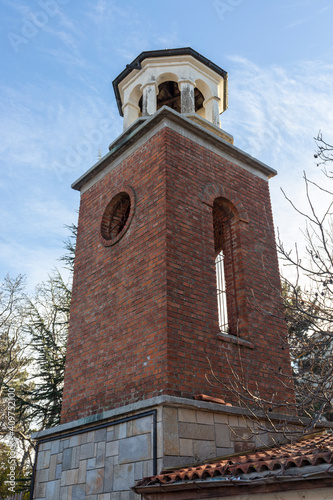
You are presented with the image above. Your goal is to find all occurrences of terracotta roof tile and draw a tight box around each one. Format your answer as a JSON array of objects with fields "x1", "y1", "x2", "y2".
[{"x1": 136, "y1": 431, "x2": 333, "y2": 487}]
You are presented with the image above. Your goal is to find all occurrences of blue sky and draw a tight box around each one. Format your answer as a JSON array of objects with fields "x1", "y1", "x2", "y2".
[{"x1": 1, "y1": 0, "x2": 333, "y2": 288}]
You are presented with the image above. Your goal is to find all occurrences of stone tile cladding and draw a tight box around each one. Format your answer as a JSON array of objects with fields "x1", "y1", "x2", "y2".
[
  {"x1": 61, "y1": 125, "x2": 294, "y2": 424},
  {"x1": 33, "y1": 413, "x2": 154, "y2": 500},
  {"x1": 34, "y1": 403, "x2": 280, "y2": 499}
]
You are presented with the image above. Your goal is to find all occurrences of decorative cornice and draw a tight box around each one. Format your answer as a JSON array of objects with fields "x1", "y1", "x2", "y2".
[{"x1": 71, "y1": 106, "x2": 276, "y2": 192}]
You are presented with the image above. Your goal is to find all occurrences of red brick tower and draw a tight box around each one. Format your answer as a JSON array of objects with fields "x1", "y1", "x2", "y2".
[{"x1": 61, "y1": 48, "x2": 294, "y2": 424}]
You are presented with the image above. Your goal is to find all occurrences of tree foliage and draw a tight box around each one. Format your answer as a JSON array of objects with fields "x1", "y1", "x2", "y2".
[
  {"x1": 0, "y1": 275, "x2": 29, "y2": 396},
  {"x1": 0, "y1": 223, "x2": 76, "y2": 495},
  {"x1": 19, "y1": 270, "x2": 71, "y2": 429},
  {"x1": 0, "y1": 276, "x2": 33, "y2": 497},
  {"x1": 60, "y1": 222, "x2": 77, "y2": 273},
  {"x1": 279, "y1": 133, "x2": 333, "y2": 424},
  {"x1": 0, "y1": 442, "x2": 29, "y2": 499}
]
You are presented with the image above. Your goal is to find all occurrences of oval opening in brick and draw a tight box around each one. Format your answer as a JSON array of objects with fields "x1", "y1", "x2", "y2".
[{"x1": 101, "y1": 192, "x2": 131, "y2": 245}]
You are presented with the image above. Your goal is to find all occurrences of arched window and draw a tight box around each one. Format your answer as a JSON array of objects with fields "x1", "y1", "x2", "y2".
[
  {"x1": 157, "y1": 81, "x2": 181, "y2": 112},
  {"x1": 155, "y1": 81, "x2": 204, "y2": 113},
  {"x1": 213, "y1": 198, "x2": 239, "y2": 335}
]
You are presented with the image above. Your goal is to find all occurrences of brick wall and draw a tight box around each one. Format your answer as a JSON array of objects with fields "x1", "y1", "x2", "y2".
[{"x1": 61, "y1": 123, "x2": 294, "y2": 424}]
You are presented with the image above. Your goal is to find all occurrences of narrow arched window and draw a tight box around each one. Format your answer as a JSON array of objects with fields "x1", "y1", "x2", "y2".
[
  {"x1": 215, "y1": 249, "x2": 228, "y2": 333},
  {"x1": 213, "y1": 198, "x2": 238, "y2": 335}
]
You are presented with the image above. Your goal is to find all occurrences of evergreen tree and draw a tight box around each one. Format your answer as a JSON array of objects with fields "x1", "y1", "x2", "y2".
[{"x1": 21, "y1": 270, "x2": 71, "y2": 428}]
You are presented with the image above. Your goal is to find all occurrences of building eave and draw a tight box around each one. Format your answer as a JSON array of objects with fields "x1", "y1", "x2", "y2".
[{"x1": 134, "y1": 465, "x2": 333, "y2": 498}]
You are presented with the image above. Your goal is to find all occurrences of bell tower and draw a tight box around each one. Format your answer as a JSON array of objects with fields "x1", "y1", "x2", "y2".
[
  {"x1": 61, "y1": 48, "x2": 293, "y2": 423},
  {"x1": 32, "y1": 48, "x2": 295, "y2": 500}
]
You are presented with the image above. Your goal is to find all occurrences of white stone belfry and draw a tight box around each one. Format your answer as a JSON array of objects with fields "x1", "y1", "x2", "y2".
[{"x1": 113, "y1": 48, "x2": 228, "y2": 131}]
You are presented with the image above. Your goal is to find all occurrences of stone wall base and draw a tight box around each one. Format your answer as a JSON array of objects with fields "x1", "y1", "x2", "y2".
[{"x1": 32, "y1": 396, "x2": 303, "y2": 499}]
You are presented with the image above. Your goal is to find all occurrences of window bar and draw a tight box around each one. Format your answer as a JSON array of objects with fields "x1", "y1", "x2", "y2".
[{"x1": 215, "y1": 249, "x2": 228, "y2": 333}]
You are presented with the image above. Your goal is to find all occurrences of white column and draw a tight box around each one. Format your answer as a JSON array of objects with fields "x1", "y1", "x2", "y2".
[
  {"x1": 122, "y1": 102, "x2": 140, "y2": 130},
  {"x1": 203, "y1": 96, "x2": 221, "y2": 127},
  {"x1": 142, "y1": 82, "x2": 158, "y2": 117},
  {"x1": 180, "y1": 80, "x2": 195, "y2": 114}
]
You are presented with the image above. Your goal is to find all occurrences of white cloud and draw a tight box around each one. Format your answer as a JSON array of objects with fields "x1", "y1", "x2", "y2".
[
  {"x1": 223, "y1": 56, "x2": 333, "y2": 170},
  {"x1": 0, "y1": 83, "x2": 121, "y2": 175},
  {"x1": 0, "y1": 78, "x2": 122, "y2": 286},
  {"x1": 284, "y1": 17, "x2": 310, "y2": 29}
]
